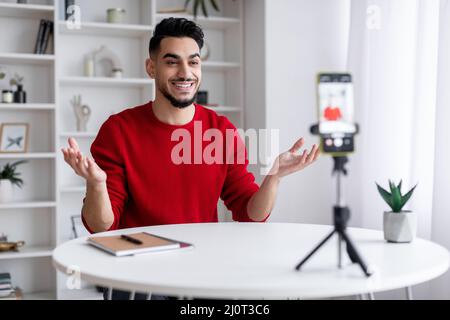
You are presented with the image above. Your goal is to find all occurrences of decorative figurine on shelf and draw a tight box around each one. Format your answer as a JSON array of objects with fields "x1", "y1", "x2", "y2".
[
  {"x1": 84, "y1": 45, "x2": 123, "y2": 78},
  {"x1": 71, "y1": 95, "x2": 91, "y2": 132},
  {"x1": 10, "y1": 73, "x2": 26, "y2": 104}
]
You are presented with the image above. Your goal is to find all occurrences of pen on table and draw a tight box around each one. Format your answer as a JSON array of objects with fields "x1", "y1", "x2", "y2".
[{"x1": 120, "y1": 234, "x2": 143, "y2": 245}]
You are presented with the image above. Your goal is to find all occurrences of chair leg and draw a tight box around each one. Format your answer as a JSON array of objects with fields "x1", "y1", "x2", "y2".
[
  {"x1": 368, "y1": 292, "x2": 375, "y2": 300},
  {"x1": 129, "y1": 291, "x2": 135, "y2": 300},
  {"x1": 405, "y1": 286, "x2": 413, "y2": 300},
  {"x1": 106, "y1": 286, "x2": 113, "y2": 300}
]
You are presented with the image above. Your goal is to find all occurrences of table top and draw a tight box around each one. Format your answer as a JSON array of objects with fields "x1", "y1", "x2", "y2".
[{"x1": 52, "y1": 222, "x2": 450, "y2": 299}]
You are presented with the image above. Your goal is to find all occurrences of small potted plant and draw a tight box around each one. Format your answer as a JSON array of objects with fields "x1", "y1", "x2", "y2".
[
  {"x1": 0, "y1": 160, "x2": 27, "y2": 203},
  {"x1": 376, "y1": 180, "x2": 417, "y2": 243}
]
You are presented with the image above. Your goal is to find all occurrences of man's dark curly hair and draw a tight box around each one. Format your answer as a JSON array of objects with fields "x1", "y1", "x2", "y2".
[{"x1": 149, "y1": 18, "x2": 204, "y2": 58}]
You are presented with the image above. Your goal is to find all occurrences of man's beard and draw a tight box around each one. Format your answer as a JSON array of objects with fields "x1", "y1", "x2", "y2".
[{"x1": 160, "y1": 82, "x2": 198, "y2": 109}]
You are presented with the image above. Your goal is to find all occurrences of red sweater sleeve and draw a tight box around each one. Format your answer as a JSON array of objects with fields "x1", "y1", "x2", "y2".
[
  {"x1": 220, "y1": 121, "x2": 269, "y2": 222},
  {"x1": 83, "y1": 115, "x2": 128, "y2": 232}
]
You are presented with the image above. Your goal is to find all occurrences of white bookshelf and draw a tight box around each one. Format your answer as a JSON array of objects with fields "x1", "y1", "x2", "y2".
[
  {"x1": 59, "y1": 76, "x2": 154, "y2": 88},
  {"x1": 202, "y1": 61, "x2": 241, "y2": 71},
  {"x1": 59, "y1": 131, "x2": 96, "y2": 138},
  {"x1": 0, "y1": 246, "x2": 53, "y2": 260},
  {"x1": 0, "y1": 103, "x2": 55, "y2": 110},
  {"x1": 0, "y1": 153, "x2": 56, "y2": 159},
  {"x1": 0, "y1": 53, "x2": 55, "y2": 65},
  {"x1": 0, "y1": 0, "x2": 244, "y2": 300},
  {"x1": 59, "y1": 185, "x2": 85, "y2": 193},
  {"x1": 23, "y1": 291, "x2": 56, "y2": 300},
  {"x1": 205, "y1": 106, "x2": 242, "y2": 112},
  {"x1": 0, "y1": 2, "x2": 54, "y2": 19},
  {"x1": 155, "y1": 13, "x2": 240, "y2": 29},
  {"x1": 0, "y1": 201, "x2": 57, "y2": 209},
  {"x1": 58, "y1": 20, "x2": 153, "y2": 37}
]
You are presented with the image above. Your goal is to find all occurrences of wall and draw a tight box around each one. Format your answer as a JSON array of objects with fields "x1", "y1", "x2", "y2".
[{"x1": 245, "y1": 0, "x2": 351, "y2": 224}]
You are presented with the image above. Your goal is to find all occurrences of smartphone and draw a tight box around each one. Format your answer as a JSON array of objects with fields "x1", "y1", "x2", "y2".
[{"x1": 316, "y1": 73, "x2": 356, "y2": 154}]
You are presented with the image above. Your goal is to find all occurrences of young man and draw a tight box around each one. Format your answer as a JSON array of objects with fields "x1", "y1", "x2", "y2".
[{"x1": 61, "y1": 18, "x2": 319, "y2": 299}]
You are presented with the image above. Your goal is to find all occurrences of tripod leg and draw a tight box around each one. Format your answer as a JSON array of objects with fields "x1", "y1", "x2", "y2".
[
  {"x1": 295, "y1": 230, "x2": 335, "y2": 271},
  {"x1": 340, "y1": 231, "x2": 372, "y2": 277},
  {"x1": 338, "y1": 233, "x2": 343, "y2": 268}
]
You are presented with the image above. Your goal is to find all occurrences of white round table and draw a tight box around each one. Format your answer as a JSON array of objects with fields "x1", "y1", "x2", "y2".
[{"x1": 52, "y1": 222, "x2": 450, "y2": 299}]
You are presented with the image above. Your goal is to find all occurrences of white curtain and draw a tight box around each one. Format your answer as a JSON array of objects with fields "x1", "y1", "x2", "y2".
[
  {"x1": 430, "y1": 0, "x2": 450, "y2": 300},
  {"x1": 345, "y1": 0, "x2": 450, "y2": 298}
]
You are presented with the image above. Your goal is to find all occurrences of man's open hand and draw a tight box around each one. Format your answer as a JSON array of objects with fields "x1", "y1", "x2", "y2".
[
  {"x1": 61, "y1": 137, "x2": 107, "y2": 185},
  {"x1": 269, "y1": 138, "x2": 319, "y2": 178}
]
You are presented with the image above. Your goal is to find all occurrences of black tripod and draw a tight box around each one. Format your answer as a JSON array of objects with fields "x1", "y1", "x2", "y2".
[{"x1": 295, "y1": 156, "x2": 372, "y2": 277}]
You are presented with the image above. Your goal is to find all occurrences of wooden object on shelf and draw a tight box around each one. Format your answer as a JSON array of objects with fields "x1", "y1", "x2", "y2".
[{"x1": 0, "y1": 240, "x2": 25, "y2": 252}]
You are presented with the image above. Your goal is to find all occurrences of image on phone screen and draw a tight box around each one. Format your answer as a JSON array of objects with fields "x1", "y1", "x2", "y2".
[{"x1": 318, "y1": 73, "x2": 356, "y2": 135}]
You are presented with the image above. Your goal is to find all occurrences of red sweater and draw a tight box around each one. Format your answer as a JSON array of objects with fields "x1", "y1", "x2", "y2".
[{"x1": 83, "y1": 101, "x2": 268, "y2": 233}]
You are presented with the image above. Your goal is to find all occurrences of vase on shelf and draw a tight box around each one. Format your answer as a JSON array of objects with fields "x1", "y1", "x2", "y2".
[
  {"x1": 13, "y1": 84, "x2": 26, "y2": 104},
  {"x1": 0, "y1": 180, "x2": 14, "y2": 203}
]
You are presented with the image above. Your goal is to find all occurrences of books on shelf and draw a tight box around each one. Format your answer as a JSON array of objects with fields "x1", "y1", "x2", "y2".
[
  {"x1": 0, "y1": 273, "x2": 22, "y2": 300},
  {"x1": 87, "y1": 232, "x2": 194, "y2": 257},
  {"x1": 0, "y1": 273, "x2": 12, "y2": 297},
  {"x1": 34, "y1": 19, "x2": 53, "y2": 54}
]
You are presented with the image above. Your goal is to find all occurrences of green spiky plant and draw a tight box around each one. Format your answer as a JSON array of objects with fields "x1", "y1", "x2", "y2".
[
  {"x1": 0, "y1": 160, "x2": 27, "y2": 188},
  {"x1": 185, "y1": 0, "x2": 220, "y2": 18},
  {"x1": 376, "y1": 180, "x2": 417, "y2": 213}
]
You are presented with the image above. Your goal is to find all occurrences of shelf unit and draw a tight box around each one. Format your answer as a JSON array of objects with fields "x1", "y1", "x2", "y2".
[
  {"x1": 0, "y1": 201, "x2": 57, "y2": 209},
  {"x1": 0, "y1": 246, "x2": 53, "y2": 260},
  {"x1": 0, "y1": 0, "x2": 244, "y2": 300},
  {"x1": 59, "y1": 185, "x2": 85, "y2": 193},
  {"x1": 59, "y1": 76, "x2": 154, "y2": 87},
  {"x1": 0, "y1": 153, "x2": 56, "y2": 159},
  {"x1": 59, "y1": 131, "x2": 96, "y2": 138},
  {"x1": 0, "y1": 53, "x2": 55, "y2": 65},
  {"x1": 0, "y1": 2, "x2": 54, "y2": 19},
  {"x1": 0, "y1": 103, "x2": 55, "y2": 110},
  {"x1": 58, "y1": 20, "x2": 153, "y2": 37}
]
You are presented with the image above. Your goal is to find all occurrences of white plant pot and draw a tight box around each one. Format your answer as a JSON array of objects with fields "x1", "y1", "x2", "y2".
[
  {"x1": 0, "y1": 179, "x2": 14, "y2": 203},
  {"x1": 383, "y1": 211, "x2": 417, "y2": 243}
]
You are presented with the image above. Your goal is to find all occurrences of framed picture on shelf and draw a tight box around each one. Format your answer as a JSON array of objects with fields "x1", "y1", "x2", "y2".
[{"x1": 0, "y1": 123, "x2": 29, "y2": 153}]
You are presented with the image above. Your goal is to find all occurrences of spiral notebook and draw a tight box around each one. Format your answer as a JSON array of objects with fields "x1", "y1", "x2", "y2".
[{"x1": 87, "y1": 232, "x2": 193, "y2": 257}]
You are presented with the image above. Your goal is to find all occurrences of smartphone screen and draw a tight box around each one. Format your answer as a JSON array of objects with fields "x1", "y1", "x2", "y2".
[{"x1": 317, "y1": 73, "x2": 356, "y2": 135}]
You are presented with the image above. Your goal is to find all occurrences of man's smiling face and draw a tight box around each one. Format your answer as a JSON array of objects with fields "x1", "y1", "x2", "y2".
[{"x1": 148, "y1": 37, "x2": 202, "y2": 108}]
